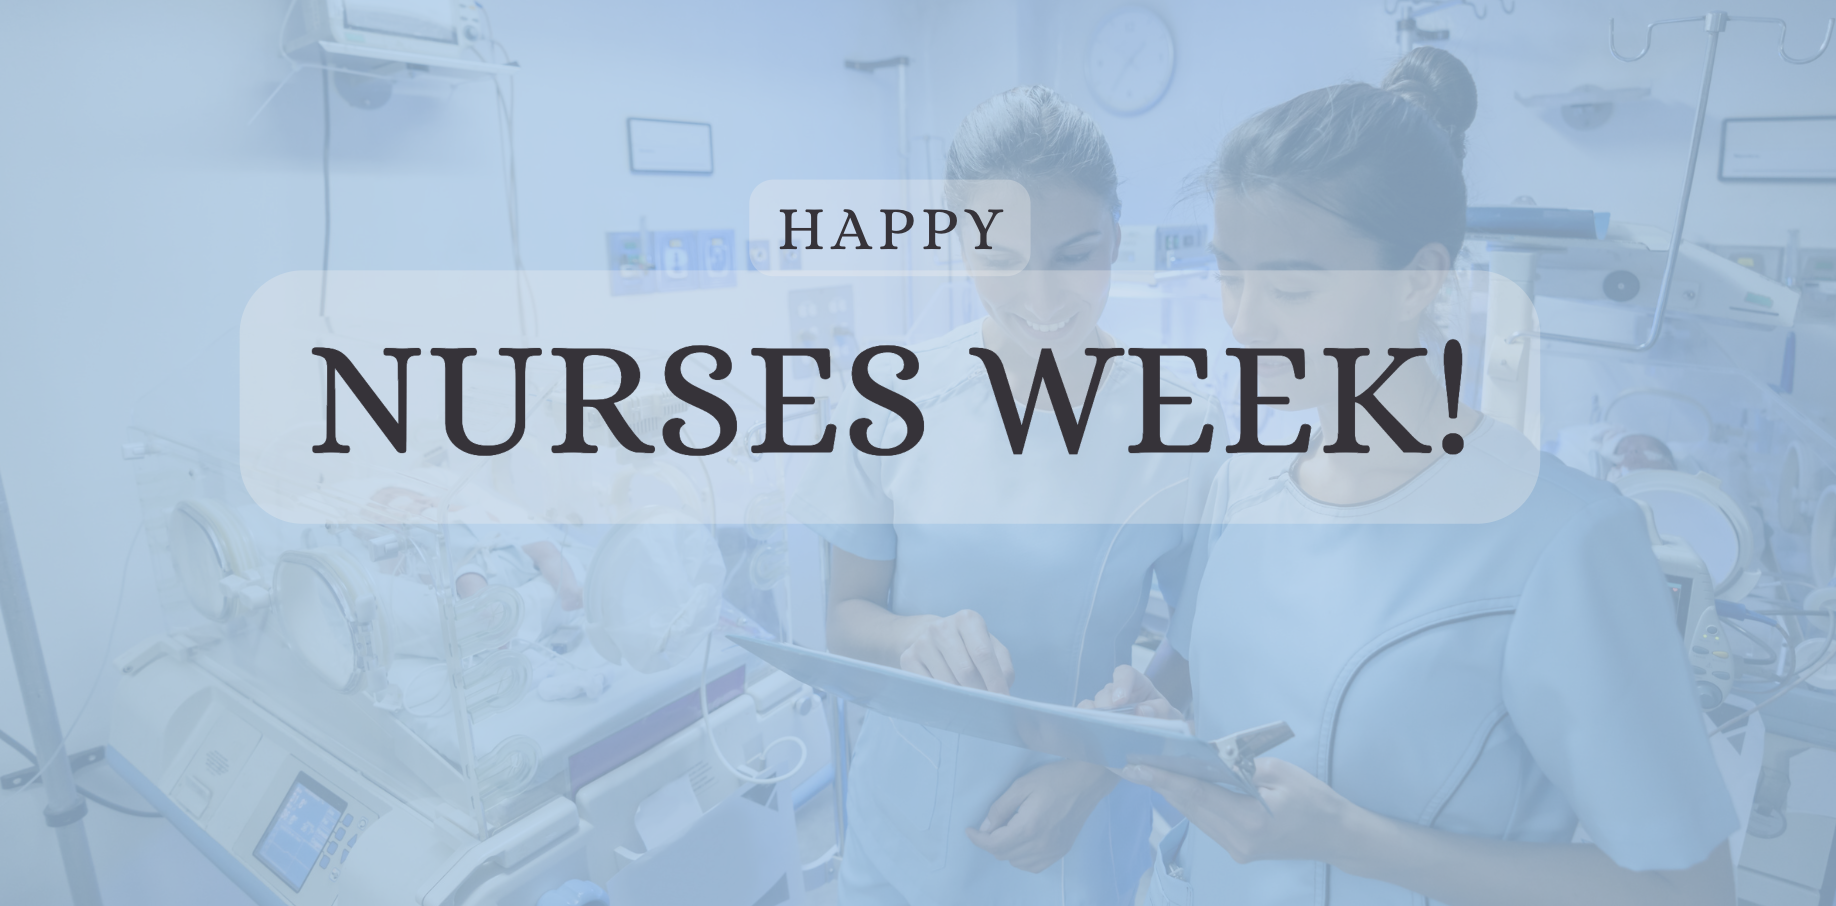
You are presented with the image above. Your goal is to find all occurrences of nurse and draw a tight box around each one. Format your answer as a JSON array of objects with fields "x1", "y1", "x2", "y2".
[
  {"x1": 1090, "y1": 48, "x2": 1739, "y2": 904},
  {"x1": 792, "y1": 86, "x2": 1222, "y2": 904}
]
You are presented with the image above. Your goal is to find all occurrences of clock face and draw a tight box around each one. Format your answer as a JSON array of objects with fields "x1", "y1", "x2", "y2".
[{"x1": 1085, "y1": 7, "x2": 1176, "y2": 116}]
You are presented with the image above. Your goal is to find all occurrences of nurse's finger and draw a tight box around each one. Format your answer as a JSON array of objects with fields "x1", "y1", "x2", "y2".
[
  {"x1": 931, "y1": 627, "x2": 988, "y2": 690},
  {"x1": 964, "y1": 823, "x2": 1020, "y2": 859},
  {"x1": 913, "y1": 640, "x2": 968, "y2": 687},
  {"x1": 1135, "y1": 698, "x2": 1182, "y2": 720},
  {"x1": 992, "y1": 637, "x2": 1015, "y2": 692},
  {"x1": 898, "y1": 645, "x2": 938, "y2": 681},
  {"x1": 1121, "y1": 765, "x2": 1242, "y2": 812},
  {"x1": 978, "y1": 782, "x2": 1028, "y2": 834},
  {"x1": 1096, "y1": 668, "x2": 1136, "y2": 709},
  {"x1": 954, "y1": 616, "x2": 1008, "y2": 695}
]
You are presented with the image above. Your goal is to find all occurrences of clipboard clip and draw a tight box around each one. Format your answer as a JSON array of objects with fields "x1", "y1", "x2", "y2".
[{"x1": 1208, "y1": 721, "x2": 1295, "y2": 808}]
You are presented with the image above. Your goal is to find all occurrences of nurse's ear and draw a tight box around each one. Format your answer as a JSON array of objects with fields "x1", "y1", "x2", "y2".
[
  {"x1": 1109, "y1": 213, "x2": 1122, "y2": 265},
  {"x1": 1394, "y1": 241, "x2": 1451, "y2": 324}
]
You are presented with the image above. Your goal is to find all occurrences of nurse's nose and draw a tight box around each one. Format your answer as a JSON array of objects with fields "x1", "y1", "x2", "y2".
[{"x1": 1228, "y1": 275, "x2": 1284, "y2": 347}]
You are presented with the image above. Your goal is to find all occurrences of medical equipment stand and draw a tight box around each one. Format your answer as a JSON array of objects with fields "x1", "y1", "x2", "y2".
[
  {"x1": 843, "y1": 56, "x2": 913, "y2": 331},
  {"x1": 1480, "y1": 12, "x2": 1833, "y2": 435},
  {"x1": 0, "y1": 473, "x2": 104, "y2": 906},
  {"x1": 1510, "y1": 12, "x2": 1833, "y2": 354}
]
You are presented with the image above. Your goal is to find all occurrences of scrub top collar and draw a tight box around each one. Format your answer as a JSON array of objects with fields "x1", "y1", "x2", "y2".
[
  {"x1": 901, "y1": 317, "x2": 1142, "y2": 412},
  {"x1": 1273, "y1": 415, "x2": 1505, "y2": 519}
]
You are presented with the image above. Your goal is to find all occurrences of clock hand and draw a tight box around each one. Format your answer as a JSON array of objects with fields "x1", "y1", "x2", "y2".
[{"x1": 1112, "y1": 41, "x2": 1148, "y2": 89}]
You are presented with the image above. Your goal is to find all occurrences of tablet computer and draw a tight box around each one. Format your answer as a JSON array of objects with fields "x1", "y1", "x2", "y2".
[{"x1": 731, "y1": 636, "x2": 1291, "y2": 796}]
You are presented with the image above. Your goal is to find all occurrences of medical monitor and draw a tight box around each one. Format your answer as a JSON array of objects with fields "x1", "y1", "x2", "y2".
[
  {"x1": 288, "y1": 0, "x2": 486, "y2": 62},
  {"x1": 254, "y1": 773, "x2": 347, "y2": 892}
]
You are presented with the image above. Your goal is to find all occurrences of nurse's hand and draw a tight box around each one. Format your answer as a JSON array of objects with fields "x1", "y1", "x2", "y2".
[
  {"x1": 1121, "y1": 758, "x2": 1366, "y2": 866},
  {"x1": 1080, "y1": 665, "x2": 1181, "y2": 719},
  {"x1": 898, "y1": 609, "x2": 1015, "y2": 694},
  {"x1": 965, "y1": 760, "x2": 1117, "y2": 872}
]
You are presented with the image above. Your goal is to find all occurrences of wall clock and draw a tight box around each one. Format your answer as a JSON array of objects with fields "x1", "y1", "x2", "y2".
[{"x1": 1085, "y1": 7, "x2": 1176, "y2": 116}]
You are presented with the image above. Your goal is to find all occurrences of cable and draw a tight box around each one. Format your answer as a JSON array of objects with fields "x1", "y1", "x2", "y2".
[
  {"x1": 248, "y1": 0, "x2": 307, "y2": 124},
  {"x1": 83, "y1": 784, "x2": 161, "y2": 818},
  {"x1": 474, "y1": 5, "x2": 536, "y2": 338},
  {"x1": 0, "y1": 727, "x2": 158, "y2": 819},
  {"x1": 319, "y1": 53, "x2": 332, "y2": 329},
  {"x1": 1715, "y1": 631, "x2": 1836, "y2": 736},
  {"x1": 276, "y1": 0, "x2": 301, "y2": 58},
  {"x1": 12, "y1": 524, "x2": 141, "y2": 792},
  {"x1": 1726, "y1": 619, "x2": 1781, "y2": 666},
  {"x1": 698, "y1": 628, "x2": 807, "y2": 786},
  {"x1": 489, "y1": 73, "x2": 534, "y2": 336}
]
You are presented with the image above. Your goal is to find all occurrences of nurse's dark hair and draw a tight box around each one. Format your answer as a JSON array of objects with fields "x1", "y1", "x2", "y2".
[
  {"x1": 1206, "y1": 47, "x2": 1477, "y2": 267},
  {"x1": 945, "y1": 85, "x2": 1120, "y2": 216}
]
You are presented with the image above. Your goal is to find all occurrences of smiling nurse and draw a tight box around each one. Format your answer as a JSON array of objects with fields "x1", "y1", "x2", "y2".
[
  {"x1": 793, "y1": 87, "x2": 1223, "y2": 905},
  {"x1": 1089, "y1": 48, "x2": 1740, "y2": 906}
]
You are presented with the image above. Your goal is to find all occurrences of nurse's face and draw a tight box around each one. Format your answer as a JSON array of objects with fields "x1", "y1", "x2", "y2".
[
  {"x1": 1212, "y1": 187, "x2": 1447, "y2": 410},
  {"x1": 963, "y1": 182, "x2": 1119, "y2": 358}
]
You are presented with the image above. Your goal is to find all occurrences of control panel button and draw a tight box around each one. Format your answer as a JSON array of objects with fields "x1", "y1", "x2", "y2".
[
  {"x1": 319, "y1": 854, "x2": 331, "y2": 870},
  {"x1": 341, "y1": 814, "x2": 353, "y2": 827}
]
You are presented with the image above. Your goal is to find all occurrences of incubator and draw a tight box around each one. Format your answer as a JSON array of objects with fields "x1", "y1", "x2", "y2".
[{"x1": 105, "y1": 327, "x2": 834, "y2": 906}]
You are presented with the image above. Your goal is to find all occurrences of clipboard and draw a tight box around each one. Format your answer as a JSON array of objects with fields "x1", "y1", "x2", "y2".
[{"x1": 731, "y1": 636, "x2": 1292, "y2": 798}]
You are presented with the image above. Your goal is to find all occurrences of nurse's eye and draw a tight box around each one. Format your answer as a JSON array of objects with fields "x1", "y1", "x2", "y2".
[
  {"x1": 1271, "y1": 287, "x2": 1313, "y2": 301},
  {"x1": 1217, "y1": 271, "x2": 1245, "y2": 290}
]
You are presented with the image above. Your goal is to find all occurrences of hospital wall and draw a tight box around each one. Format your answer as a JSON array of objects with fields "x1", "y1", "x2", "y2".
[
  {"x1": 0, "y1": 3, "x2": 914, "y2": 903},
  {"x1": 930, "y1": 0, "x2": 1836, "y2": 248}
]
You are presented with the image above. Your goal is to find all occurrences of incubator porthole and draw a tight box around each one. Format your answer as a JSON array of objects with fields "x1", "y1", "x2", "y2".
[
  {"x1": 1613, "y1": 470, "x2": 1759, "y2": 599},
  {"x1": 1813, "y1": 486, "x2": 1836, "y2": 588},
  {"x1": 274, "y1": 548, "x2": 376, "y2": 693},
  {"x1": 1779, "y1": 444, "x2": 1812, "y2": 533},
  {"x1": 167, "y1": 499, "x2": 259, "y2": 623}
]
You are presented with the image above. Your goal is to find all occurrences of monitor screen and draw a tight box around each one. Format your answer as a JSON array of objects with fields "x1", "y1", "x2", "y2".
[
  {"x1": 254, "y1": 773, "x2": 347, "y2": 892},
  {"x1": 343, "y1": 0, "x2": 458, "y2": 44}
]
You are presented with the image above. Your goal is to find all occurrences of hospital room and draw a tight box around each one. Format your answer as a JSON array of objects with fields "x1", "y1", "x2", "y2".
[{"x1": 3, "y1": 1, "x2": 1836, "y2": 904}]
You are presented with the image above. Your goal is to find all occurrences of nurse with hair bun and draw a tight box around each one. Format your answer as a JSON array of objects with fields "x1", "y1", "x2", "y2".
[{"x1": 1090, "y1": 48, "x2": 1740, "y2": 906}]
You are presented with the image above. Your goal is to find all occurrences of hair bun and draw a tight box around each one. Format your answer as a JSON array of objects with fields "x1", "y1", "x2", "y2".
[{"x1": 1381, "y1": 47, "x2": 1477, "y2": 159}]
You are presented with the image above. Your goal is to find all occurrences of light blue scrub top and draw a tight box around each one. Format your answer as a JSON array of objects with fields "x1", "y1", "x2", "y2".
[
  {"x1": 792, "y1": 320, "x2": 1225, "y2": 906},
  {"x1": 1156, "y1": 418, "x2": 1739, "y2": 905}
]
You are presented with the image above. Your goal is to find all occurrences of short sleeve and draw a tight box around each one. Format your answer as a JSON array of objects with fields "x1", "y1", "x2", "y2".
[
  {"x1": 787, "y1": 391, "x2": 898, "y2": 561},
  {"x1": 1503, "y1": 494, "x2": 1739, "y2": 870}
]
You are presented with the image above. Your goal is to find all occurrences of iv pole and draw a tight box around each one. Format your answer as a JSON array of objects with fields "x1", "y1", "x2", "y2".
[
  {"x1": 1512, "y1": 11, "x2": 1833, "y2": 353},
  {"x1": 0, "y1": 473, "x2": 104, "y2": 906},
  {"x1": 844, "y1": 56, "x2": 913, "y2": 331}
]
